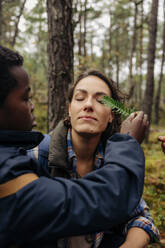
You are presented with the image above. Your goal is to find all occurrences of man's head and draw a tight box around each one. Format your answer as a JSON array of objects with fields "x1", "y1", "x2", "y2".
[{"x1": 0, "y1": 45, "x2": 36, "y2": 131}]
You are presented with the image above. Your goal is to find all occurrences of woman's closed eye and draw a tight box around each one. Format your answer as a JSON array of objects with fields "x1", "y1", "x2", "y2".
[
  {"x1": 74, "y1": 93, "x2": 85, "y2": 101},
  {"x1": 75, "y1": 97, "x2": 84, "y2": 101},
  {"x1": 96, "y1": 96, "x2": 104, "y2": 104}
]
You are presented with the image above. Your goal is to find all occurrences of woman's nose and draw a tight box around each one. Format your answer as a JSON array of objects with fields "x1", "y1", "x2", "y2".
[{"x1": 83, "y1": 97, "x2": 94, "y2": 112}]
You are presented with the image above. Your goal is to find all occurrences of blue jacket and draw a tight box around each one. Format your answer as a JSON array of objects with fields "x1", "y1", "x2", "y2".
[{"x1": 0, "y1": 130, "x2": 145, "y2": 247}]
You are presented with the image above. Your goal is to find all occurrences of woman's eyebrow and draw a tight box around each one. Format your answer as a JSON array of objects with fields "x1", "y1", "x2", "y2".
[
  {"x1": 95, "y1": 92, "x2": 108, "y2": 96},
  {"x1": 75, "y1": 89, "x2": 108, "y2": 96},
  {"x1": 75, "y1": 89, "x2": 87, "y2": 94}
]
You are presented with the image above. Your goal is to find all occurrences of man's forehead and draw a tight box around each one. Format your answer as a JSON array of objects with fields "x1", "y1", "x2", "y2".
[{"x1": 9, "y1": 66, "x2": 29, "y2": 80}]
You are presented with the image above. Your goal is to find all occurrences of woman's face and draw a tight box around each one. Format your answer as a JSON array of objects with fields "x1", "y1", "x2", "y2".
[{"x1": 69, "y1": 75, "x2": 114, "y2": 137}]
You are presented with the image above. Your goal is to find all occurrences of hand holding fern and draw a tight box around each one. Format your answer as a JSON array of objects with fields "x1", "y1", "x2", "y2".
[{"x1": 120, "y1": 111, "x2": 149, "y2": 144}]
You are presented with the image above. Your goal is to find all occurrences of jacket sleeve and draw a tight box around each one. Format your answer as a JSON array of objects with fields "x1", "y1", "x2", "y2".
[
  {"x1": 124, "y1": 198, "x2": 160, "y2": 242},
  {"x1": 9, "y1": 134, "x2": 145, "y2": 243}
]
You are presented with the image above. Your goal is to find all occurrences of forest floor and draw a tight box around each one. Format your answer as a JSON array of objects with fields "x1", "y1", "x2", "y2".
[{"x1": 143, "y1": 126, "x2": 165, "y2": 247}]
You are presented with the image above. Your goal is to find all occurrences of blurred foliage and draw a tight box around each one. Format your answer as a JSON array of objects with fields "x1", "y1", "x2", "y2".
[
  {"x1": 23, "y1": 52, "x2": 48, "y2": 104},
  {"x1": 1, "y1": 0, "x2": 22, "y2": 46},
  {"x1": 34, "y1": 102, "x2": 47, "y2": 133},
  {"x1": 142, "y1": 126, "x2": 165, "y2": 247}
]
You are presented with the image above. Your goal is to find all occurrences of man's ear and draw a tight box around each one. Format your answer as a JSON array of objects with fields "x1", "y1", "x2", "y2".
[{"x1": 108, "y1": 111, "x2": 114, "y2": 123}]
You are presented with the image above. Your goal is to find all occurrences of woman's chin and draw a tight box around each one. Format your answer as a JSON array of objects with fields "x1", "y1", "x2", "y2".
[{"x1": 78, "y1": 130, "x2": 101, "y2": 138}]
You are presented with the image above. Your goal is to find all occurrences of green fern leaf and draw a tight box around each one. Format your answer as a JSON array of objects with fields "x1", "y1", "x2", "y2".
[{"x1": 101, "y1": 96, "x2": 135, "y2": 117}]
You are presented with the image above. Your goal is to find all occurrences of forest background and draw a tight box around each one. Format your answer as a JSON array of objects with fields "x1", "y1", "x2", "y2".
[{"x1": 0, "y1": 0, "x2": 164, "y2": 246}]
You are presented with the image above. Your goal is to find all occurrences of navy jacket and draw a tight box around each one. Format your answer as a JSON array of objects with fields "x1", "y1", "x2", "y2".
[{"x1": 0, "y1": 130, "x2": 145, "y2": 247}]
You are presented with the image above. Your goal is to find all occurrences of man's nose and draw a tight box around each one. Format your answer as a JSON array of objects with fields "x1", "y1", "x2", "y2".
[{"x1": 30, "y1": 100, "x2": 35, "y2": 112}]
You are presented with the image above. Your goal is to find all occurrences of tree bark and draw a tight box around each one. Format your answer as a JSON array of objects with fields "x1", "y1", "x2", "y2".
[
  {"x1": 101, "y1": 41, "x2": 106, "y2": 73},
  {"x1": 138, "y1": 0, "x2": 144, "y2": 105},
  {"x1": 128, "y1": 0, "x2": 138, "y2": 99},
  {"x1": 115, "y1": 28, "x2": 120, "y2": 88},
  {"x1": 47, "y1": 0, "x2": 74, "y2": 131},
  {"x1": 143, "y1": 0, "x2": 159, "y2": 142},
  {"x1": 83, "y1": 0, "x2": 88, "y2": 58},
  {"x1": 0, "y1": 0, "x2": 2, "y2": 43},
  {"x1": 154, "y1": 0, "x2": 165, "y2": 124},
  {"x1": 108, "y1": 9, "x2": 113, "y2": 76},
  {"x1": 78, "y1": 0, "x2": 83, "y2": 66},
  {"x1": 90, "y1": 31, "x2": 94, "y2": 62}
]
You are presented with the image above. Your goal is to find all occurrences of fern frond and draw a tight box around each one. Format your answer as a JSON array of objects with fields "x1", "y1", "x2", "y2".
[{"x1": 101, "y1": 96, "x2": 135, "y2": 117}]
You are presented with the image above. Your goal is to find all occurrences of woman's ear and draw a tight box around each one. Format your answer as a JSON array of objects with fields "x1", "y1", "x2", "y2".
[
  {"x1": 68, "y1": 103, "x2": 71, "y2": 117},
  {"x1": 108, "y1": 111, "x2": 114, "y2": 123}
]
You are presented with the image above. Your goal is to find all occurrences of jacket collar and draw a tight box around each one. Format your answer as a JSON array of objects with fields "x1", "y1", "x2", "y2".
[
  {"x1": 0, "y1": 130, "x2": 44, "y2": 150},
  {"x1": 49, "y1": 120, "x2": 68, "y2": 169},
  {"x1": 49, "y1": 121, "x2": 104, "y2": 171}
]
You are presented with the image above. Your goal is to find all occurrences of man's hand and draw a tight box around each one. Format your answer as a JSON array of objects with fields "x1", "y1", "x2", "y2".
[
  {"x1": 158, "y1": 136, "x2": 165, "y2": 154},
  {"x1": 120, "y1": 111, "x2": 149, "y2": 144}
]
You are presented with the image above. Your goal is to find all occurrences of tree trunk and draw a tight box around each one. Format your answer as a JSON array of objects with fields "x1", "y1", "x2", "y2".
[
  {"x1": 78, "y1": 0, "x2": 83, "y2": 67},
  {"x1": 101, "y1": 41, "x2": 106, "y2": 73},
  {"x1": 143, "y1": 0, "x2": 159, "y2": 142},
  {"x1": 154, "y1": 0, "x2": 165, "y2": 124},
  {"x1": 10, "y1": 0, "x2": 26, "y2": 47},
  {"x1": 83, "y1": 0, "x2": 88, "y2": 58},
  {"x1": 138, "y1": 0, "x2": 144, "y2": 106},
  {"x1": 0, "y1": 0, "x2": 2, "y2": 43},
  {"x1": 108, "y1": 9, "x2": 113, "y2": 76},
  {"x1": 128, "y1": 0, "x2": 138, "y2": 99},
  {"x1": 47, "y1": 0, "x2": 74, "y2": 131},
  {"x1": 90, "y1": 31, "x2": 94, "y2": 62},
  {"x1": 115, "y1": 28, "x2": 120, "y2": 87}
]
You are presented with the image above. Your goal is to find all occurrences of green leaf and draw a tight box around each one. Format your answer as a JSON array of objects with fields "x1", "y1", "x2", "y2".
[{"x1": 101, "y1": 95, "x2": 135, "y2": 117}]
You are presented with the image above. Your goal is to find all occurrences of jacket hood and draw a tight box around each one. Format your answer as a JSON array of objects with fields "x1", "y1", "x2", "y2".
[{"x1": 0, "y1": 130, "x2": 44, "y2": 150}]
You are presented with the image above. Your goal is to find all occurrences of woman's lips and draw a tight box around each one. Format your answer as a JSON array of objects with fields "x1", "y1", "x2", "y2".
[{"x1": 78, "y1": 116, "x2": 97, "y2": 121}]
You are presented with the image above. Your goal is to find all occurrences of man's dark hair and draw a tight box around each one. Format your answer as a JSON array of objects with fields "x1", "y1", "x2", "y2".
[{"x1": 0, "y1": 45, "x2": 23, "y2": 107}]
